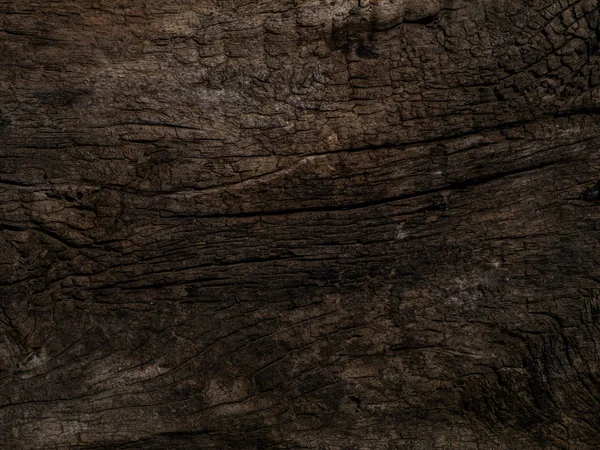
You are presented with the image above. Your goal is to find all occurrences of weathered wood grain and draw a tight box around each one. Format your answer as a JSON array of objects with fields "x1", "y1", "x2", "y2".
[{"x1": 1, "y1": 0, "x2": 600, "y2": 448}]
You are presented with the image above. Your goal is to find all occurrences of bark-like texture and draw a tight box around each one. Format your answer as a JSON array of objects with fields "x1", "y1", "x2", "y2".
[{"x1": 1, "y1": 0, "x2": 600, "y2": 448}]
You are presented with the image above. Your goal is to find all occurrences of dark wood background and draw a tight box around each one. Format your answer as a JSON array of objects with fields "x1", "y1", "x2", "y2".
[{"x1": 1, "y1": 0, "x2": 600, "y2": 448}]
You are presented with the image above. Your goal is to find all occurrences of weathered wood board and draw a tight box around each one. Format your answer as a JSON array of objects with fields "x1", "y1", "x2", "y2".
[{"x1": 1, "y1": 0, "x2": 600, "y2": 448}]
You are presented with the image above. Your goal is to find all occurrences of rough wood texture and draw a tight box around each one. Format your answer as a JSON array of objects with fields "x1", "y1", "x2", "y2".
[{"x1": 1, "y1": 0, "x2": 600, "y2": 448}]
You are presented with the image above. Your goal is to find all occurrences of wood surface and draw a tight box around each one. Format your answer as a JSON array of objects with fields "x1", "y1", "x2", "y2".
[{"x1": 1, "y1": 0, "x2": 600, "y2": 448}]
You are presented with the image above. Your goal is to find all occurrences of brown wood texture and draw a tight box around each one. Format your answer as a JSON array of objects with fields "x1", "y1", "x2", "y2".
[{"x1": 1, "y1": 0, "x2": 600, "y2": 448}]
